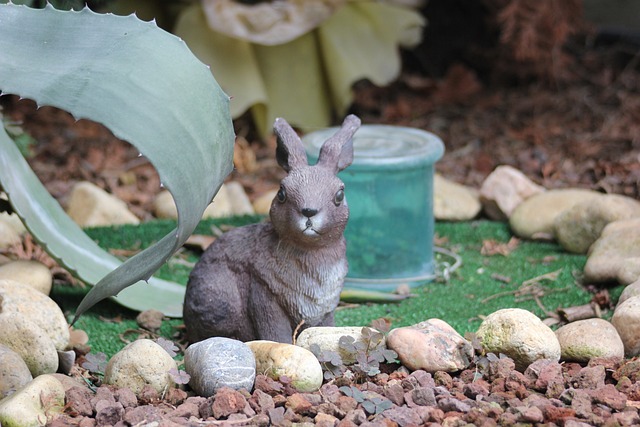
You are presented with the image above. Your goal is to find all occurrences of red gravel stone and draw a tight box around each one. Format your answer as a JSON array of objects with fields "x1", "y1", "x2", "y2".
[
  {"x1": 590, "y1": 384, "x2": 628, "y2": 411},
  {"x1": 212, "y1": 387, "x2": 247, "y2": 418}
]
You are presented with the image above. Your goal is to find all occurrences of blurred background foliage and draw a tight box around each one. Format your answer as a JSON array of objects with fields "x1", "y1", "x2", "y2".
[{"x1": 5, "y1": 0, "x2": 636, "y2": 139}]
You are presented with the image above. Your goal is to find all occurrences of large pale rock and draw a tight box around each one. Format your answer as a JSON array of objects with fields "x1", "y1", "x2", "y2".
[
  {"x1": 246, "y1": 340, "x2": 322, "y2": 392},
  {"x1": 611, "y1": 296, "x2": 640, "y2": 357},
  {"x1": 0, "y1": 219, "x2": 21, "y2": 250},
  {"x1": 617, "y1": 257, "x2": 640, "y2": 285},
  {"x1": 510, "y1": 189, "x2": 601, "y2": 240},
  {"x1": 433, "y1": 174, "x2": 481, "y2": 221},
  {"x1": 0, "y1": 279, "x2": 69, "y2": 350},
  {"x1": 618, "y1": 279, "x2": 640, "y2": 307},
  {"x1": 0, "y1": 313, "x2": 58, "y2": 376},
  {"x1": 296, "y1": 326, "x2": 383, "y2": 365},
  {"x1": 476, "y1": 308, "x2": 561, "y2": 371},
  {"x1": 0, "y1": 374, "x2": 65, "y2": 427},
  {"x1": 66, "y1": 181, "x2": 139, "y2": 227},
  {"x1": 226, "y1": 181, "x2": 255, "y2": 215},
  {"x1": 104, "y1": 339, "x2": 177, "y2": 396},
  {"x1": 0, "y1": 193, "x2": 26, "y2": 235},
  {"x1": 0, "y1": 343, "x2": 33, "y2": 399},
  {"x1": 184, "y1": 337, "x2": 256, "y2": 397},
  {"x1": 154, "y1": 184, "x2": 236, "y2": 219},
  {"x1": 252, "y1": 189, "x2": 278, "y2": 215},
  {"x1": 153, "y1": 190, "x2": 178, "y2": 219},
  {"x1": 386, "y1": 319, "x2": 473, "y2": 373},
  {"x1": 479, "y1": 165, "x2": 545, "y2": 220},
  {"x1": 554, "y1": 194, "x2": 640, "y2": 254},
  {"x1": 0, "y1": 260, "x2": 53, "y2": 295},
  {"x1": 584, "y1": 218, "x2": 640, "y2": 283},
  {"x1": 555, "y1": 318, "x2": 624, "y2": 362}
]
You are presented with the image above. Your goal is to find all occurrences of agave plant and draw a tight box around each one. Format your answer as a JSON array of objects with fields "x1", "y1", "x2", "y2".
[{"x1": 0, "y1": 3, "x2": 235, "y2": 320}]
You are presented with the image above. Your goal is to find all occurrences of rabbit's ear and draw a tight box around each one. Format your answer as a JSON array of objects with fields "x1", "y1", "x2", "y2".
[
  {"x1": 318, "y1": 114, "x2": 360, "y2": 173},
  {"x1": 274, "y1": 117, "x2": 308, "y2": 172}
]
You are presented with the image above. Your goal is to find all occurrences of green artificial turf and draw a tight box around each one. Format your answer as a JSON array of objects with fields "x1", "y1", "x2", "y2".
[{"x1": 51, "y1": 217, "x2": 625, "y2": 358}]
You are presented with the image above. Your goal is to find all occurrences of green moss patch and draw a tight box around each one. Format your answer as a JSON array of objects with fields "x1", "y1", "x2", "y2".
[{"x1": 51, "y1": 217, "x2": 623, "y2": 358}]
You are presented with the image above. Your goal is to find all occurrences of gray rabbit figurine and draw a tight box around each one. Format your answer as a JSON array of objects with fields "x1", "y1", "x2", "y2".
[{"x1": 183, "y1": 115, "x2": 361, "y2": 344}]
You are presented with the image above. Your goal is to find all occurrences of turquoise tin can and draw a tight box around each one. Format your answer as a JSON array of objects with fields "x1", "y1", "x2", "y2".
[{"x1": 302, "y1": 125, "x2": 445, "y2": 291}]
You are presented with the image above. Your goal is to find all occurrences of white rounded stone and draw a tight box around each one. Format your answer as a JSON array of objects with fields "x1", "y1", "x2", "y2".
[
  {"x1": 554, "y1": 194, "x2": 640, "y2": 254},
  {"x1": 0, "y1": 343, "x2": 33, "y2": 399},
  {"x1": 0, "y1": 219, "x2": 21, "y2": 250},
  {"x1": 246, "y1": 340, "x2": 323, "y2": 392},
  {"x1": 296, "y1": 326, "x2": 381, "y2": 365},
  {"x1": 154, "y1": 185, "x2": 234, "y2": 219},
  {"x1": 104, "y1": 339, "x2": 177, "y2": 396},
  {"x1": 226, "y1": 181, "x2": 255, "y2": 215},
  {"x1": 584, "y1": 218, "x2": 640, "y2": 283},
  {"x1": 510, "y1": 189, "x2": 601, "y2": 240},
  {"x1": 0, "y1": 279, "x2": 69, "y2": 350},
  {"x1": 555, "y1": 318, "x2": 624, "y2": 362},
  {"x1": 434, "y1": 174, "x2": 481, "y2": 221},
  {"x1": 611, "y1": 295, "x2": 640, "y2": 358},
  {"x1": 66, "y1": 181, "x2": 139, "y2": 227},
  {"x1": 618, "y1": 279, "x2": 640, "y2": 307},
  {"x1": 252, "y1": 189, "x2": 278, "y2": 215},
  {"x1": 0, "y1": 313, "x2": 58, "y2": 376},
  {"x1": 0, "y1": 260, "x2": 53, "y2": 295},
  {"x1": 0, "y1": 374, "x2": 65, "y2": 427},
  {"x1": 476, "y1": 308, "x2": 561, "y2": 371},
  {"x1": 479, "y1": 165, "x2": 545, "y2": 221}
]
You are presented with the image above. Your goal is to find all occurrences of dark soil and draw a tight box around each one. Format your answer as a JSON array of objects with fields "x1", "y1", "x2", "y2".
[{"x1": 2, "y1": 5, "x2": 640, "y2": 426}]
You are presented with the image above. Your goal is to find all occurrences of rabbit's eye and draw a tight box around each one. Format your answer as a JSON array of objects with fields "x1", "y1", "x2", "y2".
[
  {"x1": 277, "y1": 185, "x2": 287, "y2": 203},
  {"x1": 334, "y1": 189, "x2": 345, "y2": 206}
]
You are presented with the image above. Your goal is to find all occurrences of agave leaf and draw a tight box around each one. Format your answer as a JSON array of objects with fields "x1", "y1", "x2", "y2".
[{"x1": 0, "y1": 4, "x2": 234, "y2": 318}]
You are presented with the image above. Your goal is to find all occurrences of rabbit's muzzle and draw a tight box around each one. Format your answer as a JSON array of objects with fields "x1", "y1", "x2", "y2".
[{"x1": 300, "y1": 215, "x2": 322, "y2": 237}]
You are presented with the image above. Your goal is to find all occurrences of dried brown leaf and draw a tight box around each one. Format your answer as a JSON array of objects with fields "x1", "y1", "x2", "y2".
[{"x1": 480, "y1": 236, "x2": 519, "y2": 256}]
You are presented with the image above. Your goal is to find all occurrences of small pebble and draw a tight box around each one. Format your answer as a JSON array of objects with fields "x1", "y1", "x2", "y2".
[{"x1": 135, "y1": 309, "x2": 164, "y2": 332}]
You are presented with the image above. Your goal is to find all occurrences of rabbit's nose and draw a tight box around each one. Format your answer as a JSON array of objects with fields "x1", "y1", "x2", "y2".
[{"x1": 301, "y1": 208, "x2": 318, "y2": 218}]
